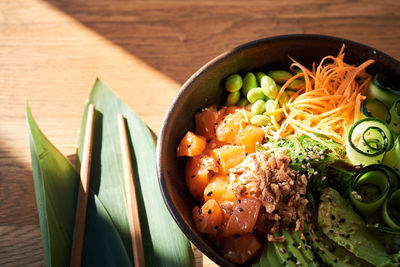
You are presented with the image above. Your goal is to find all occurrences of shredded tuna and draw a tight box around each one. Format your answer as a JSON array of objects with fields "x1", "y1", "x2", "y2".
[{"x1": 230, "y1": 149, "x2": 313, "y2": 238}]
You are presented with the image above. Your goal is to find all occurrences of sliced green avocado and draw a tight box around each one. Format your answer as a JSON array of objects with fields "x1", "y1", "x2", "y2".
[
  {"x1": 318, "y1": 187, "x2": 393, "y2": 266},
  {"x1": 290, "y1": 229, "x2": 317, "y2": 266},
  {"x1": 304, "y1": 224, "x2": 371, "y2": 267}
]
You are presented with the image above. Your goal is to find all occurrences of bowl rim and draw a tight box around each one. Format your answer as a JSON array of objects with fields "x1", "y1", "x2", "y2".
[{"x1": 156, "y1": 33, "x2": 400, "y2": 266}]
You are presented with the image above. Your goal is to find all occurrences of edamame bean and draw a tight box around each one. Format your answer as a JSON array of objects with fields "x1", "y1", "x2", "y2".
[
  {"x1": 251, "y1": 99, "x2": 266, "y2": 114},
  {"x1": 250, "y1": 114, "x2": 270, "y2": 126},
  {"x1": 225, "y1": 74, "x2": 243, "y2": 93},
  {"x1": 265, "y1": 99, "x2": 281, "y2": 122},
  {"x1": 278, "y1": 91, "x2": 290, "y2": 107},
  {"x1": 267, "y1": 70, "x2": 293, "y2": 84},
  {"x1": 242, "y1": 72, "x2": 258, "y2": 96},
  {"x1": 286, "y1": 90, "x2": 296, "y2": 99},
  {"x1": 288, "y1": 79, "x2": 305, "y2": 90},
  {"x1": 261, "y1": 75, "x2": 278, "y2": 99},
  {"x1": 247, "y1": 87, "x2": 265, "y2": 104},
  {"x1": 225, "y1": 91, "x2": 241, "y2": 106},
  {"x1": 255, "y1": 72, "x2": 267, "y2": 85},
  {"x1": 237, "y1": 98, "x2": 249, "y2": 107},
  {"x1": 293, "y1": 69, "x2": 305, "y2": 80}
]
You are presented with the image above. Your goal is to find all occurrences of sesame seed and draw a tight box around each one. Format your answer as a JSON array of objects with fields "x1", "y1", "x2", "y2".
[
  {"x1": 306, "y1": 163, "x2": 310, "y2": 167},
  {"x1": 239, "y1": 208, "x2": 244, "y2": 212},
  {"x1": 313, "y1": 171, "x2": 318, "y2": 175},
  {"x1": 207, "y1": 191, "x2": 213, "y2": 196},
  {"x1": 208, "y1": 209, "x2": 212, "y2": 215},
  {"x1": 238, "y1": 199, "x2": 241, "y2": 203},
  {"x1": 214, "y1": 225, "x2": 219, "y2": 229},
  {"x1": 191, "y1": 174, "x2": 196, "y2": 178}
]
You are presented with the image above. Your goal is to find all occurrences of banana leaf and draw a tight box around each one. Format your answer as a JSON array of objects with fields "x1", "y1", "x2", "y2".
[{"x1": 27, "y1": 79, "x2": 194, "y2": 266}]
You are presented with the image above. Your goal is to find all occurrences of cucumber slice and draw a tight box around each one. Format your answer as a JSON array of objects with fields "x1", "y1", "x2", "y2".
[
  {"x1": 360, "y1": 99, "x2": 391, "y2": 124},
  {"x1": 349, "y1": 165, "x2": 391, "y2": 215},
  {"x1": 383, "y1": 187, "x2": 400, "y2": 230},
  {"x1": 383, "y1": 135, "x2": 400, "y2": 176},
  {"x1": 366, "y1": 74, "x2": 400, "y2": 108},
  {"x1": 380, "y1": 164, "x2": 400, "y2": 188},
  {"x1": 346, "y1": 118, "x2": 393, "y2": 166},
  {"x1": 389, "y1": 99, "x2": 400, "y2": 134}
]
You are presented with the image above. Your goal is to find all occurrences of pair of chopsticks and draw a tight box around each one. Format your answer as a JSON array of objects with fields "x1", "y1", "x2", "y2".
[{"x1": 70, "y1": 104, "x2": 145, "y2": 267}]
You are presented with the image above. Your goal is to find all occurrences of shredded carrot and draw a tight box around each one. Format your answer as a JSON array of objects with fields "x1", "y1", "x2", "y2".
[{"x1": 271, "y1": 45, "x2": 373, "y2": 145}]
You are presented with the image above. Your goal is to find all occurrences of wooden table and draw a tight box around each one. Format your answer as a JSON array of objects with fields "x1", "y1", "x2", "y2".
[{"x1": 0, "y1": 0, "x2": 399, "y2": 265}]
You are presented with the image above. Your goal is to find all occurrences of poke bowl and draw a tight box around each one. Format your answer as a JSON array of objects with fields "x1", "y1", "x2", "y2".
[{"x1": 157, "y1": 34, "x2": 400, "y2": 266}]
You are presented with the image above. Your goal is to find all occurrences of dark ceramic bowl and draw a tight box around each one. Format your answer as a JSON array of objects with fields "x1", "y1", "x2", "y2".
[{"x1": 156, "y1": 34, "x2": 400, "y2": 266}]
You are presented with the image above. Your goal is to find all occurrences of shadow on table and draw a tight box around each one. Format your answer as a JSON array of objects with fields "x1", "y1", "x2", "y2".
[
  {"x1": 0, "y1": 143, "x2": 39, "y2": 227},
  {"x1": 43, "y1": 0, "x2": 283, "y2": 85}
]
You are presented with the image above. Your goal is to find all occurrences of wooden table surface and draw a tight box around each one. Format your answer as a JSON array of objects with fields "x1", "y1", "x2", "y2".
[{"x1": 0, "y1": 0, "x2": 399, "y2": 265}]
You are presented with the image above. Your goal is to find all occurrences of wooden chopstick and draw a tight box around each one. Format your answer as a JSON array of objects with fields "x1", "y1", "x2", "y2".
[
  {"x1": 70, "y1": 104, "x2": 96, "y2": 267},
  {"x1": 117, "y1": 114, "x2": 145, "y2": 267}
]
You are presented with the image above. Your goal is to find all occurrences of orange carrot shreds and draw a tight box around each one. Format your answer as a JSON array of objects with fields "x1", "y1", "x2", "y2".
[{"x1": 269, "y1": 46, "x2": 374, "y2": 145}]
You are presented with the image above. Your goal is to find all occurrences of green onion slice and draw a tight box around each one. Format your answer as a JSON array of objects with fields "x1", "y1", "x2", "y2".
[
  {"x1": 383, "y1": 187, "x2": 400, "y2": 230},
  {"x1": 360, "y1": 99, "x2": 391, "y2": 124},
  {"x1": 346, "y1": 118, "x2": 393, "y2": 166},
  {"x1": 349, "y1": 165, "x2": 391, "y2": 215}
]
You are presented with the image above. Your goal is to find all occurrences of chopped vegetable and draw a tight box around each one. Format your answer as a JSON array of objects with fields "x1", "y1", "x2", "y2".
[{"x1": 267, "y1": 46, "x2": 374, "y2": 146}]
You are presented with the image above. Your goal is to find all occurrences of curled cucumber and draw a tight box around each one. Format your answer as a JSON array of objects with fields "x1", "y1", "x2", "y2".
[
  {"x1": 349, "y1": 165, "x2": 390, "y2": 215},
  {"x1": 383, "y1": 188, "x2": 400, "y2": 230}
]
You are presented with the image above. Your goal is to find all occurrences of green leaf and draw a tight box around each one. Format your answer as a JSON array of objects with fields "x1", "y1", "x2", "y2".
[
  {"x1": 27, "y1": 78, "x2": 194, "y2": 266},
  {"x1": 27, "y1": 104, "x2": 79, "y2": 266},
  {"x1": 27, "y1": 104, "x2": 131, "y2": 266},
  {"x1": 76, "y1": 79, "x2": 194, "y2": 266}
]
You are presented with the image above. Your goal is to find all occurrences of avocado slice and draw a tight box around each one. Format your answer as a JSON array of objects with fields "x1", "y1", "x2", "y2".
[
  {"x1": 318, "y1": 187, "x2": 393, "y2": 266},
  {"x1": 290, "y1": 229, "x2": 317, "y2": 266},
  {"x1": 304, "y1": 224, "x2": 371, "y2": 267}
]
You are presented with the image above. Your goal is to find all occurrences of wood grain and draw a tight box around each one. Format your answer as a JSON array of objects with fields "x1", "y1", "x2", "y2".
[{"x1": 0, "y1": 0, "x2": 399, "y2": 265}]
